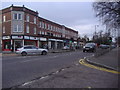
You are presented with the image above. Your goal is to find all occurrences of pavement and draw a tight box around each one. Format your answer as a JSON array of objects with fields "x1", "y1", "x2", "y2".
[
  {"x1": 0, "y1": 49, "x2": 79, "y2": 57},
  {"x1": 85, "y1": 47, "x2": 120, "y2": 72}
]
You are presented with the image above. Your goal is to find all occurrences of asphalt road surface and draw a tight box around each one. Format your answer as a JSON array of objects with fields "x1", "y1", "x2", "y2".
[{"x1": 2, "y1": 50, "x2": 93, "y2": 88}]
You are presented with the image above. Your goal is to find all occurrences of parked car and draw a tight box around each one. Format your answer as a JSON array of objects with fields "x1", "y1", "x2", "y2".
[
  {"x1": 111, "y1": 45, "x2": 116, "y2": 49},
  {"x1": 16, "y1": 45, "x2": 48, "y2": 56},
  {"x1": 99, "y1": 44, "x2": 110, "y2": 49},
  {"x1": 63, "y1": 46, "x2": 70, "y2": 50},
  {"x1": 83, "y1": 43, "x2": 96, "y2": 52}
]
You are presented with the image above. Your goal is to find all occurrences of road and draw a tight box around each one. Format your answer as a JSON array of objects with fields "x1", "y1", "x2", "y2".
[{"x1": 2, "y1": 50, "x2": 93, "y2": 88}]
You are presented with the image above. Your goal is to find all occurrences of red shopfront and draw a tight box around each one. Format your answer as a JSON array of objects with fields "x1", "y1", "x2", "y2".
[
  {"x1": 24, "y1": 36, "x2": 38, "y2": 47},
  {"x1": 2, "y1": 36, "x2": 11, "y2": 51}
]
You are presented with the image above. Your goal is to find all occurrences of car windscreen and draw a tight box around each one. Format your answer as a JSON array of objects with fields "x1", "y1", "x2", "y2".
[
  {"x1": 24, "y1": 46, "x2": 32, "y2": 49},
  {"x1": 85, "y1": 43, "x2": 94, "y2": 47}
]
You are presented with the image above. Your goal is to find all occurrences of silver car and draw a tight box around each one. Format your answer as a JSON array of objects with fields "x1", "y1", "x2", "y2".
[{"x1": 16, "y1": 45, "x2": 48, "y2": 56}]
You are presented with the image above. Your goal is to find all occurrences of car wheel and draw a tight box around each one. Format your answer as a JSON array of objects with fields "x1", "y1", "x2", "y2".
[
  {"x1": 41, "y1": 51, "x2": 47, "y2": 55},
  {"x1": 83, "y1": 50, "x2": 85, "y2": 52},
  {"x1": 21, "y1": 52, "x2": 27, "y2": 56}
]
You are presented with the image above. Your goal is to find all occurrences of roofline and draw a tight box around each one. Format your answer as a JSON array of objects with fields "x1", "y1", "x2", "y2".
[{"x1": 1, "y1": 5, "x2": 78, "y2": 33}]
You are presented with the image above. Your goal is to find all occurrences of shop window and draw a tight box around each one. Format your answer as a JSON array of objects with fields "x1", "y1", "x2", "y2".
[{"x1": 4, "y1": 41, "x2": 11, "y2": 50}]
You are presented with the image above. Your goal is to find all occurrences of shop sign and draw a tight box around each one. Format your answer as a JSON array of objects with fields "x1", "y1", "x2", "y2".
[
  {"x1": 12, "y1": 36, "x2": 23, "y2": 39},
  {"x1": 3, "y1": 36, "x2": 10, "y2": 40},
  {"x1": 74, "y1": 41, "x2": 77, "y2": 44},
  {"x1": 56, "y1": 39, "x2": 63, "y2": 42},
  {"x1": 49, "y1": 39, "x2": 57, "y2": 41},
  {"x1": 24, "y1": 36, "x2": 30, "y2": 39},
  {"x1": 30, "y1": 37, "x2": 38, "y2": 40},
  {"x1": 40, "y1": 37, "x2": 47, "y2": 41}
]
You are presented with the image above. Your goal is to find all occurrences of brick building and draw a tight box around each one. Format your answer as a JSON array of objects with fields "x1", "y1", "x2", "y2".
[{"x1": 1, "y1": 5, "x2": 78, "y2": 51}]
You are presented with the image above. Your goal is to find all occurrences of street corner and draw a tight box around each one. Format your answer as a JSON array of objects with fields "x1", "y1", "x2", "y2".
[{"x1": 79, "y1": 59, "x2": 120, "y2": 74}]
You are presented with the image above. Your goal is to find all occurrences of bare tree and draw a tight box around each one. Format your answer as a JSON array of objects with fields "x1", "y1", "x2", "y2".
[{"x1": 93, "y1": 1, "x2": 120, "y2": 30}]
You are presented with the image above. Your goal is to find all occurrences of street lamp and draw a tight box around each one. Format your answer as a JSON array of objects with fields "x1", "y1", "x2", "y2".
[{"x1": 95, "y1": 25, "x2": 99, "y2": 35}]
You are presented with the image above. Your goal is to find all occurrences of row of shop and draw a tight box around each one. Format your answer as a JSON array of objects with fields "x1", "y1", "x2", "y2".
[{"x1": 2, "y1": 35, "x2": 77, "y2": 52}]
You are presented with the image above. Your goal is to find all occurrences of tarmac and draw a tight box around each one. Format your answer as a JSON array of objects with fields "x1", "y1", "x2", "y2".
[
  {"x1": 1, "y1": 48, "x2": 120, "y2": 88},
  {"x1": 16, "y1": 47, "x2": 119, "y2": 88}
]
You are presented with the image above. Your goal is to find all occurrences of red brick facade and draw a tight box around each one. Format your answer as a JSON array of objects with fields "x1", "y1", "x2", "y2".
[{"x1": 1, "y1": 5, "x2": 78, "y2": 51}]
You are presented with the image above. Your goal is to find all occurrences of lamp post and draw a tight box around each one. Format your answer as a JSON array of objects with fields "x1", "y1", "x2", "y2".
[
  {"x1": 95, "y1": 25, "x2": 99, "y2": 35},
  {"x1": 94, "y1": 25, "x2": 99, "y2": 41}
]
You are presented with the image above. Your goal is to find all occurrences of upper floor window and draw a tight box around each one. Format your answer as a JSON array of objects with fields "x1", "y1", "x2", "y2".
[
  {"x1": 51, "y1": 25, "x2": 53, "y2": 30},
  {"x1": 34, "y1": 17, "x2": 36, "y2": 24},
  {"x1": 45, "y1": 32, "x2": 47, "y2": 35},
  {"x1": 42, "y1": 31, "x2": 44, "y2": 35},
  {"x1": 42, "y1": 22, "x2": 44, "y2": 28},
  {"x1": 3, "y1": 26, "x2": 5, "y2": 33},
  {"x1": 18, "y1": 25, "x2": 22, "y2": 32},
  {"x1": 13, "y1": 13, "x2": 22, "y2": 20},
  {"x1": 26, "y1": 25, "x2": 29, "y2": 33},
  {"x1": 44, "y1": 23, "x2": 46, "y2": 29},
  {"x1": 34, "y1": 27, "x2": 36, "y2": 34},
  {"x1": 26, "y1": 15, "x2": 29, "y2": 22},
  {"x1": 39, "y1": 31, "x2": 42, "y2": 34},
  {"x1": 48, "y1": 24, "x2": 50, "y2": 30},
  {"x1": 39, "y1": 22, "x2": 42, "y2": 28},
  {"x1": 13, "y1": 25, "x2": 22, "y2": 32},
  {"x1": 18, "y1": 14, "x2": 22, "y2": 20},
  {"x1": 3, "y1": 16, "x2": 6, "y2": 22},
  {"x1": 13, "y1": 13, "x2": 17, "y2": 20}
]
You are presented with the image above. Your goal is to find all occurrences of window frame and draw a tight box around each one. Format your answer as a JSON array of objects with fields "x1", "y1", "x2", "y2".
[
  {"x1": 34, "y1": 27, "x2": 36, "y2": 34},
  {"x1": 3, "y1": 26, "x2": 5, "y2": 33},
  {"x1": 26, "y1": 25, "x2": 29, "y2": 33},
  {"x1": 34, "y1": 17, "x2": 37, "y2": 24},
  {"x1": 3, "y1": 16, "x2": 6, "y2": 22},
  {"x1": 26, "y1": 15, "x2": 29, "y2": 22}
]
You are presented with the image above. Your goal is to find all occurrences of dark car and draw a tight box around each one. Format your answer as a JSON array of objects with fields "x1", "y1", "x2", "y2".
[
  {"x1": 83, "y1": 43, "x2": 96, "y2": 52},
  {"x1": 99, "y1": 44, "x2": 110, "y2": 49}
]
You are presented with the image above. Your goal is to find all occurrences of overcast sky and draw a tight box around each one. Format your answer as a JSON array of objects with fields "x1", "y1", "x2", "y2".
[{"x1": 2, "y1": 1, "x2": 104, "y2": 38}]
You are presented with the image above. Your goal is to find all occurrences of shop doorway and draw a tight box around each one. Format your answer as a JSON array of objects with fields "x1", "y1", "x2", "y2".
[{"x1": 14, "y1": 40, "x2": 23, "y2": 51}]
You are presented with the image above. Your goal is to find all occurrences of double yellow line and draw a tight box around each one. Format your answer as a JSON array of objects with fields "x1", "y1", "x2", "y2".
[{"x1": 79, "y1": 59, "x2": 120, "y2": 74}]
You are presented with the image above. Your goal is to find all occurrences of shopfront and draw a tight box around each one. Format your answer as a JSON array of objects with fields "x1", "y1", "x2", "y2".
[
  {"x1": 48, "y1": 39, "x2": 63, "y2": 49},
  {"x1": 56, "y1": 40, "x2": 63, "y2": 49},
  {"x1": 24, "y1": 36, "x2": 38, "y2": 47},
  {"x1": 39, "y1": 37, "x2": 47, "y2": 49},
  {"x1": 2, "y1": 36, "x2": 11, "y2": 51}
]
